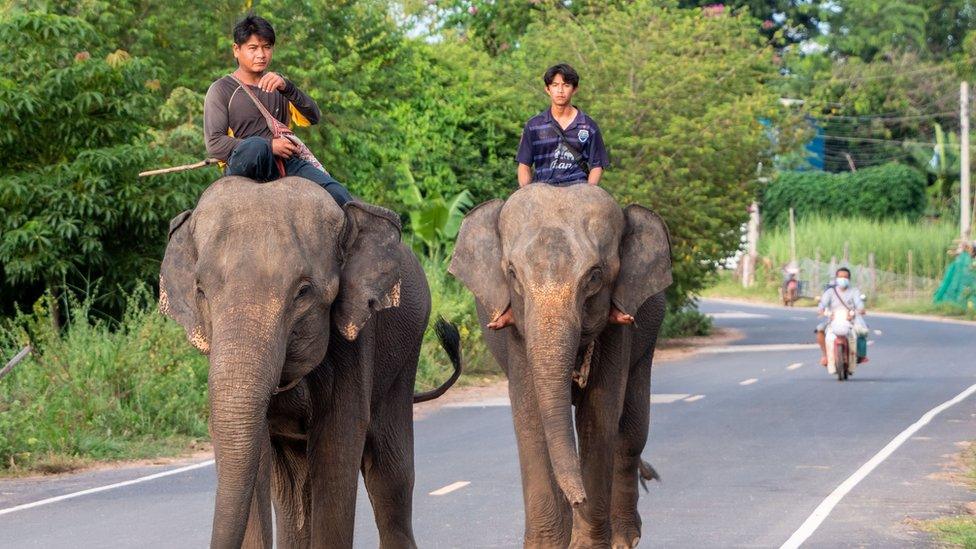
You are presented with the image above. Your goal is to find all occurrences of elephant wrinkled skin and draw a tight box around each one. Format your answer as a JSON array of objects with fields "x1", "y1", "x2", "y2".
[
  {"x1": 449, "y1": 184, "x2": 671, "y2": 548},
  {"x1": 160, "y1": 176, "x2": 458, "y2": 549}
]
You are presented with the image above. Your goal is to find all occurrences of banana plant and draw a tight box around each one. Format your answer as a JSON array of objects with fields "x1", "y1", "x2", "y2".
[{"x1": 397, "y1": 171, "x2": 473, "y2": 259}]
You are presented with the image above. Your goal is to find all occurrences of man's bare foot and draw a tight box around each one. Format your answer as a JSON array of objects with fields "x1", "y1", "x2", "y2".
[
  {"x1": 857, "y1": 356, "x2": 869, "y2": 364},
  {"x1": 609, "y1": 305, "x2": 634, "y2": 325},
  {"x1": 819, "y1": 356, "x2": 828, "y2": 367},
  {"x1": 487, "y1": 306, "x2": 514, "y2": 330}
]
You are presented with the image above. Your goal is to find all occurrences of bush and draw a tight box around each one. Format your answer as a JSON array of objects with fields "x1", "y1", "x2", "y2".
[
  {"x1": 0, "y1": 288, "x2": 209, "y2": 473},
  {"x1": 661, "y1": 305, "x2": 713, "y2": 339},
  {"x1": 762, "y1": 163, "x2": 927, "y2": 228}
]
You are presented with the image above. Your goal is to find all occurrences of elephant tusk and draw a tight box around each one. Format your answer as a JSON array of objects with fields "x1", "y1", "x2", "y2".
[{"x1": 572, "y1": 341, "x2": 595, "y2": 389}]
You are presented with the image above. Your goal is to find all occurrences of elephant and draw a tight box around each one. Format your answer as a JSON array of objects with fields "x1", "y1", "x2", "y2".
[
  {"x1": 449, "y1": 183, "x2": 671, "y2": 548},
  {"x1": 159, "y1": 176, "x2": 461, "y2": 549}
]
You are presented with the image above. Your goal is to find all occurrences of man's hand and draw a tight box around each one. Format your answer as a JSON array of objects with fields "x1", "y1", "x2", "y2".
[
  {"x1": 272, "y1": 136, "x2": 298, "y2": 158},
  {"x1": 517, "y1": 163, "x2": 532, "y2": 187},
  {"x1": 258, "y1": 71, "x2": 286, "y2": 93}
]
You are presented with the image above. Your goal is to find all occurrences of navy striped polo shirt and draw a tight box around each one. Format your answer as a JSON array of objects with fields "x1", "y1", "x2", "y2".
[{"x1": 515, "y1": 107, "x2": 608, "y2": 184}]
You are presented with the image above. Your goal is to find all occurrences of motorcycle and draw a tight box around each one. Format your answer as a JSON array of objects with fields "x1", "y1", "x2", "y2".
[
  {"x1": 825, "y1": 308, "x2": 858, "y2": 381},
  {"x1": 782, "y1": 277, "x2": 799, "y2": 307}
]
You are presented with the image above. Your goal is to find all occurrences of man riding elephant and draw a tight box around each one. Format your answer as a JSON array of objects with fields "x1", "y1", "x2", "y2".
[{"x1": 203, "y1": 14, "x2": 352, "y2": 206}]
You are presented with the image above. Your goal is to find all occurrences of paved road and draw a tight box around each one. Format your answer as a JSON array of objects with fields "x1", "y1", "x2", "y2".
[{"x1": 2, "y1": 300, "x2": 976, "y2": 548}]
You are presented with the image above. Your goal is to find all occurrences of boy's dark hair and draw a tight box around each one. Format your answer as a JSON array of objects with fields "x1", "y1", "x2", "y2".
[
  {"x1": 233, "y1": 14, "x2": 276, "y2": 46},
  {"x1": 543, "y1": 64, "x2": 580, "y2": 88},
  {"x1": 836, "y1": 267, "x2": 852, "y2": 277}
]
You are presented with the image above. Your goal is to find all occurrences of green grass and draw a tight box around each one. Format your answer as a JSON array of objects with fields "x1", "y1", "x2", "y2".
[
  {"x1": 921, "y1": 444, "x2": 976, "y2": 547},
  {"x1": 760, "y1": 216, "x2": 957, "y2": 280},
  {"x1": 0, "y1": 289, "x2": 210, "y2": 475}
]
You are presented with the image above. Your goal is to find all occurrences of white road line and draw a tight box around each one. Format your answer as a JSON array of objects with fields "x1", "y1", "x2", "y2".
[
  {"x1": 700, "y1": 343, "x2": 819, "y2": 354},
  {"x1": 683, "y1": 395, "x2": 706, "y2": 402},
  {"x1": 651, "y1": 393, "x2": 691, "y2": 404},
  {"x1": 780, "y1": 382, "x2": 976, "y2": 549},
  {"x1": 739, "y1": 378, "x2": 758, "y2": 386},
  {"x1": 429, "y1": 481, "x2": 470, "y2": 496},
  {"x1": 787, "y1": 362, "x2": 804, "y2": 370},
  {"x1": 708, "y1": 312, "x2": 770, "y2": 319},
  {"x1": 443, "y1": 397, "x2": 510, "y2": 408},
  {"x1": 0, "y1": 459, "x2": 215, "y2": 517}
]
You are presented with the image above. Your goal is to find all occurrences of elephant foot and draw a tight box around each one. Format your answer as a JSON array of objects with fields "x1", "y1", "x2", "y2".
[
  {"x1": 610, "y1": 533, "x2": 640, "y2": 549},
  {"x1": 610, "y1": 512, "x2": 642, "y2": 549}
]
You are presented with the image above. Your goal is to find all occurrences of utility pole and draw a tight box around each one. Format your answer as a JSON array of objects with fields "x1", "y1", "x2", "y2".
[
  {"x1": 743, "y1": 202, "x2": 760, "y2": 288},
  {"x1": 962, "y1": 81, "x2": 971, "y2": 241}
]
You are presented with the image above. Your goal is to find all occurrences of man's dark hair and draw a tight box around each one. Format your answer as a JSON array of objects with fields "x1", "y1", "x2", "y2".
[
  {"x1": 233, "y1": 14, "x2": 276, "y2": 46},
  {"x1": 543, "y1": 64, "x2": 580, "y2": 88},
  {"x1": 836, "y1": 267, "x2": 851, "y2": 277}
]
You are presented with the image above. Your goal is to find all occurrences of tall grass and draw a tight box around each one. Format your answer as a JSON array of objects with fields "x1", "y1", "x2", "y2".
[
  {"x1": 760, "y1": 216, "x2": 956, "y2": 279},
  {"x1": 417, "y1": 254, "x2": 497, "y2": 389},
  {"x1": 0, "y1": 288, "x2": 209, "y2": 474}
]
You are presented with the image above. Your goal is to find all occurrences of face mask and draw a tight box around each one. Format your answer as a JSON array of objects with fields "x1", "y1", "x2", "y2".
[{"x1": 836, "y1": 277, "x2": 850, "y2": 289}]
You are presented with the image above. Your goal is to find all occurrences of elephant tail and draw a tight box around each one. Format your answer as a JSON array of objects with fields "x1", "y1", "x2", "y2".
[
  {"x1": 413, "y1": 317, "x2": 462, "y2": 403},
  {"x1": 638, "y1": 459, "x2": 661, "y2": 492}
]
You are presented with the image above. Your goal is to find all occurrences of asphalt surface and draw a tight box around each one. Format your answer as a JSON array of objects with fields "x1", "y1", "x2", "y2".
[{"x1": 2, "y1": 299, "x2": 976, "y2": 548}]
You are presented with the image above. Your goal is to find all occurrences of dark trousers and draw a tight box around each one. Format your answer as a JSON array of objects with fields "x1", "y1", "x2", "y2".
[{"x1": 225, "y1": 136, "x2": 353, "y2": 206}]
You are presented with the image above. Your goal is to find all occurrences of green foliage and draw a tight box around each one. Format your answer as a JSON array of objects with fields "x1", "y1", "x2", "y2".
[
  {"x1": 660, "y1": 304, "x2": 713, "y2": 339},
  {"x1": 759, "y1": 215, "x2": 955, "y2": 280},
  {"x1": 500, "y1": 2, "x2": 802, "y2": 307},
  {"x1": 399, "y1": 177, "x2": 474, "y2": 259},
  {"x1": 0, "y1": 12, "x2": 210, "y2": 313},
  {"x1": 0, "y1": 288, "x2": 209, "y2": 472},
  {"x1": 762, "y1": 163, "x2": 927, "y2": 228}
]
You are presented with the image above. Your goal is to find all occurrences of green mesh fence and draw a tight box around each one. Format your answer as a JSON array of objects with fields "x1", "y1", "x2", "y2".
[{"x1": 933, "y1": 253, "x2": 976, "y2": 309}]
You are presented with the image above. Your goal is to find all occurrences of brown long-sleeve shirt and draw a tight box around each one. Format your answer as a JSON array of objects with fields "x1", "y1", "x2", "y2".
[{"x1": 203, "y1": 75, "x2": 321, "y2": 161}]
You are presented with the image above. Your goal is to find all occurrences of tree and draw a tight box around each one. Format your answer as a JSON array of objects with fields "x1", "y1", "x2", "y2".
[
  {"x1": 826, "y1": 1, "x2": 928, "y2": 62},
  {"x1": 0, "y1": 12, "x2": 210, "y2": 314},
  {"x1": 677, "y1": 0, "x2": 830, "y2": 47},
  {"x1": 507, "y1": 1, "x2": 805, "y2": 305}
]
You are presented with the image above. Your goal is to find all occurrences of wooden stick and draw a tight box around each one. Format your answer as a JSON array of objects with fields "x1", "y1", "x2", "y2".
[
  {"x1": 0, "y1": 345, "x2": 32, "y2": 381},
  {"x1": 139, "y1": 158, "x2": 220, "y2": 177}
]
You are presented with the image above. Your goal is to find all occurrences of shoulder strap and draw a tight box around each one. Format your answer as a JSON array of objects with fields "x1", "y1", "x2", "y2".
[
  {"x1": 229, "y1": 75, "x2": 282, "y2": 137},
  {"x1": 833, "y1": 286, "x2": 853, "y2": 312}
]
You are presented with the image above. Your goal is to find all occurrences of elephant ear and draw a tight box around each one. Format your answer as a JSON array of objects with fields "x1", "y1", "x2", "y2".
[
  {"x1": 448, "y1": 199, "x2": 509, "y2": 322},
  {"x1": 334, "y1": 202, "x2": 403, "y2": 341},
  {"x1": 612, "y1": 205, "x2": 673, "y2": 316},
  {"x1": 159, "y1": 210, "x2": 210, "y2": 354}
]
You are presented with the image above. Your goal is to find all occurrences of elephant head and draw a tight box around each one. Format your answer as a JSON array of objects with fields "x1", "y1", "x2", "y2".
[
  {"x1": 159, "y1": 176, "x2": 402, "y2": 547},
  {"x1": 449, "y1": 184, "x2": 671, "y2": 507}
]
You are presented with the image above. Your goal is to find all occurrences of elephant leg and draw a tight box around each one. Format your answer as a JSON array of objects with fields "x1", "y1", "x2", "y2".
[
  {"x1": 610, "y1": 295, "x2": 664, "y2": 549},
  {"x1": 361, "y1": 368, "x2": 417, "y2": 549},
  {"x1": 571, "y1": 332, "x2": 629, "y2": 549},
  {"x1": 242, "y1": 431, "x2": 274, "y2": 549},
  {"x1": 307, "y1": 340, "x2": 372, "y2": 549},
  {"x1": 608, "y1": 350, "x2": 651, "y2": 549},
  {"x1": 507, "y1": 348, "x2": 573, "y2": 548},
  {"x1": 271, "y1": 434, "x2": 310, "y2": 548}
]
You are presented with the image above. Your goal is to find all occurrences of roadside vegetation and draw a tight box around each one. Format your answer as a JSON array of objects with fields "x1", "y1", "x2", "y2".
[{"x1": 921, "y1": 443, "x2": 976, "y2": 547}]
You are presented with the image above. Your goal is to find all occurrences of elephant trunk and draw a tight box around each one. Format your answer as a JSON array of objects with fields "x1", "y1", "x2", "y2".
[
  {"x1": 525, "y1": 313, "x2": 586, "y2": 508},
  {"x1": 206, "y1": 311, "x2": 284, "y2": 549}
]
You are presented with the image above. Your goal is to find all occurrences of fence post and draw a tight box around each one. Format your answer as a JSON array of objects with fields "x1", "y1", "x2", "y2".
[
  {"x1": 908, "y1": 249, "x2": 915, "y2": 300},
  {"x1": 830, "y1": 256, "x2": 837, "y2": 281},
  {"x1": 843, "y1": 241, "x2": 850, "y2": 264},
  {"x1": 868, "y1": 252, "x2": 877, "y2": 296},
  {"x1": 814, "y1": 248, "x2": 821, "y2": 291}
]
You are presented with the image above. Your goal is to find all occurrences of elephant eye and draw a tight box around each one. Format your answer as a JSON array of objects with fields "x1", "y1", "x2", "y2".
[
  {"x1": 585, "y1": 267, "x2": 603, "y2": 292},
  {"x1": 295, "y1": 282, "x2": 312, "y2": 300}
]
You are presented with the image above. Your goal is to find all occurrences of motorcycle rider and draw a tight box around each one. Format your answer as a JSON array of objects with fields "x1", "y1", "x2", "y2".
[{"x1": 816, "y1": 267, "x2": 867, "y2": 367}]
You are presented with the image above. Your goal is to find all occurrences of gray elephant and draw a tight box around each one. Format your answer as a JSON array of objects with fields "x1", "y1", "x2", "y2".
[
  {"x1": 160, "y1": 176, "x2": 460, "y2": 549},
  {"x1": 449, "y1": 184, "x2": 671, "y2": 548}
]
